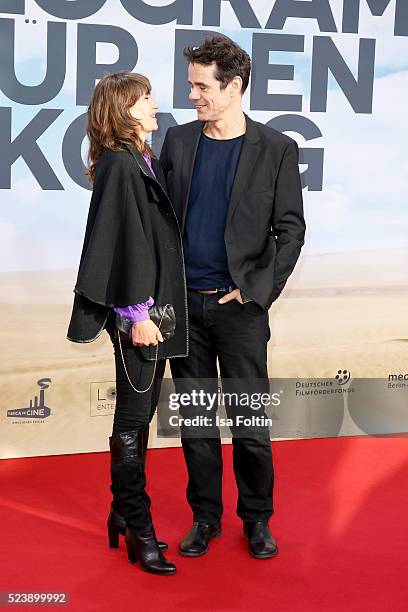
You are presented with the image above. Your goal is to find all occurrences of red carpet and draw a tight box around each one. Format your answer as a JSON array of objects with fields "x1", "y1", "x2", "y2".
[{"x1": 1, "y1": 437, "x2": 407, "y2": 611}]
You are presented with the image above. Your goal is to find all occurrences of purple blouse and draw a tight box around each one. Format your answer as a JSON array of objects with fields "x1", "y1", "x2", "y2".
[
  {"x1": 143, "y1": 152, "x2": 156, "y2": 177},
  {"x1": 114, "y1": 297, "x2": 154, "y2": 324},
  {"x1": 112, "y1": 153, "x2": 156, "y2": 324}
]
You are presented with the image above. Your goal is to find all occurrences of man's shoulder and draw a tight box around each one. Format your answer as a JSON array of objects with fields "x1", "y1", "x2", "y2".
[
  {"x1": 163, "y1": 116, "x2": 298, "y2": 151},
  {"x1": 165, "y1": 120, "x2": 202, "y2": 140}
]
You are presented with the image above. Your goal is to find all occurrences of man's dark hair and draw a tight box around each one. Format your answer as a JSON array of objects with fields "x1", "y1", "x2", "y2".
[{"x1": 183, "y1": 35, "x2": 251, "y2": 95}]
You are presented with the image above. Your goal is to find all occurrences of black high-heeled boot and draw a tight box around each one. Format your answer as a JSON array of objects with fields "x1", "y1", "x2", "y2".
[
  {"x1": 107, "y1": 504, "x2": 168, "y2": 551},
  {"x1": 125, "y1": 526, "x2": 176, "y2": 575},
  {"x1": 107, "y1": 428, "x2": 168, "y2": 551},
  {"x1": 109, "y1": 430, "x2": 176, "y2": 575}
]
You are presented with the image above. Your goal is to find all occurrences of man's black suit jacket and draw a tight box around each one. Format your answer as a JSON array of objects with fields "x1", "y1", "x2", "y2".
[{"x1": 160, "y1": 114, "x2": 306, "y2": 312}]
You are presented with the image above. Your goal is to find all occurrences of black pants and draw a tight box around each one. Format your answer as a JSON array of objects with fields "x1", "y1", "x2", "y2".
[
  {"x1": 106, "y1": 319, "x2": 166, "y2": 434},
  {"x1": 170, "y1": 290, "x2": 274, "y2": 524}
]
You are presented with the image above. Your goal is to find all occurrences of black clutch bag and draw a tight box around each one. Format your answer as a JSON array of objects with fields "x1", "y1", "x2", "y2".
[{"x1": 115, "y1": 303, "x2": 176, "y2": 341}]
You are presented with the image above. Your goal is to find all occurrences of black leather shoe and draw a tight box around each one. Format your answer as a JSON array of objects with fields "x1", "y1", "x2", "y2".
[
  {"x1": 179, "y1": 521, "x2": 222, "y2": 557},
  {"x1": 243, "y1": 521, "x2": 278, "y2": 559},
  {"x1": 107, "y1": 505, "x2": 168, "y2": 551}
]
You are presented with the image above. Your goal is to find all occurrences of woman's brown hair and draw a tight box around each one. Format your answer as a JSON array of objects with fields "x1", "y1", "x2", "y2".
[{"x1": 86, "y1": 71, "x2": 155, "y2": 182}]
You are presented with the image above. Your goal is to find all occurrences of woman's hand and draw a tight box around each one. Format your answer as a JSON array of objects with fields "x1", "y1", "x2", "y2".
[{"x1": 131, "y1": 319, "x2": 164, "y2": 347}]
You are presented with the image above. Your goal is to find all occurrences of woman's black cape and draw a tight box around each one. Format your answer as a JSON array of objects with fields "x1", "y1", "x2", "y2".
[{"x1": 67, "y1": 149, "x2": 157, "y2": 343}]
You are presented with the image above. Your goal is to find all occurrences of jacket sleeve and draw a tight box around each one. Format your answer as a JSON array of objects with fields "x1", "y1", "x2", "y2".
[
  {"x1": 270, "y1": 141, "x2": 306, "y2": 302},
  {"x1": 113, "y1": 297, "x2": 155, "y2": 323},
  {"x1": 74, "y1": 155, "x2": 156, "y2": 308}
]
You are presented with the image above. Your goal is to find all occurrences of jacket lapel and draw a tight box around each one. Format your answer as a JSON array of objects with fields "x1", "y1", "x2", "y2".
[
  {"x1": 180, "y1": 121, "x2": 203, "y2": 231},
  {"x1": 177, "y1": 115, "x2": 261, "y2": 230},
  {"x1": 226, "y1": 115, "x2": 261, "y2": 225}
]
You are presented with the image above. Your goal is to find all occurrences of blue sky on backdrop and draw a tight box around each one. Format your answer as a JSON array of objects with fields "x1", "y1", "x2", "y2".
[{"x1": 0, "y1": 0, "x2": 407, "y2": 271}]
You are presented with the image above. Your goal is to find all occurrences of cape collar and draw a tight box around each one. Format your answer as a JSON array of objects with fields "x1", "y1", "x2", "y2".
[{"x1": 124, "y1": 143, "x2": 168, "y2": 194}]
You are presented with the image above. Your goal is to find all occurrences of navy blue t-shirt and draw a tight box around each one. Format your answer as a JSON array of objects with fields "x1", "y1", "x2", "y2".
[{"x1": 183, "y1": 132, "x2": 244, "y2": 289}]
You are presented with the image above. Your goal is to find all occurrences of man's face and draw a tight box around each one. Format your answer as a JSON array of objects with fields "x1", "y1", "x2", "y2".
[{"x1": 188, "y1": 62, "x2": 233, "y2": 121}]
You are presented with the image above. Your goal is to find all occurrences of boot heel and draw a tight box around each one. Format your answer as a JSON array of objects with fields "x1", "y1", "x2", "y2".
[
  {"x1": 125, "y1": 527, "x2": 175, "y2": 575},
  {"x1": 108, "y1": 522, "x2": 120, "y2": 548},
  {"x1": 125, "y1": 534, "x2": 138, "y2": 564},
  {"x1": 127, "y1": 552, "x2": 138, "y2": 564}
]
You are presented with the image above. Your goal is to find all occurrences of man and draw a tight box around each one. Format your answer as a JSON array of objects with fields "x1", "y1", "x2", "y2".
[{"x1": 160, "y1": 35, "x2": 305, "y2": 559}]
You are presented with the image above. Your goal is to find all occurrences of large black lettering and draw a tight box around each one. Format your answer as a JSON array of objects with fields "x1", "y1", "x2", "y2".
[
  {"x1": 342, "y1": 0, "x2": 408, "y2": 37},
  {"x1": 0, "y1": 19, "x2": 66, "y2": 104},
  {"x1": 62, "y1": 113, "x2": 89, "y2": 190},
  {"x1": 120, "y1": 0, "x2": 193, "y2": 25},
  {"x1": 34, "y1": 0, "x2": 106, "y2": 19},
  {"x1": 0, "y1": 0, "x2": 24, "y2": 13},
  {"x1": 311, "y1": 36, "x2": 375, "y2": 113},
  {"x1": 0, "y1": 107, "x2": 63, "y2": 189},
  {"x1": 76, "y1": 24, "x2": 138, "y2": 106},
  {"x1": 266, "y1": 114, "x2": 324, "y2": 191},
  {"x1": 266, "y1": 0, "x2": 337, "y2": 32},
  {"x1": 202, "y1": 0, "x2": 260, "y2": 28},
  {"x1": 251, "y1": 33, "x2": 304, "y2": 112}
]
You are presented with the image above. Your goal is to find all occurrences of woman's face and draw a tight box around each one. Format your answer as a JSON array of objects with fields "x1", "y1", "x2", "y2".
[{"x1": 129, "y1": 92, "x2": 159, "y2": 134}]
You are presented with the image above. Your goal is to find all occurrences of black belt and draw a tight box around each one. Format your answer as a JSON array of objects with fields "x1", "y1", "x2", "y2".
[{"x1": 188, "y1": 285, "x2": 236, "y2": 295}]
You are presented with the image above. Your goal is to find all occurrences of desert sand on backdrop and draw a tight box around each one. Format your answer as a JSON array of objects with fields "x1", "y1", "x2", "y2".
[{"x1": 1, "y1": 249, "x2": 407, "y2": 458}]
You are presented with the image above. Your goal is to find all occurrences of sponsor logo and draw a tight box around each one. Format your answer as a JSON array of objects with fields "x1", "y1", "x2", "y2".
[
  {"x1": 388, "y1": 373, "x2": 408, "y2": 389},
  {"x1": 295, "y1": 371, "x2": 354, "y2": 397},
  {"x1": 90, "y1": 382, "x2": 116, "y2": 416},
  {"x1": 7, "y1": 378, "x2": 52, "y2": 421},
  {"x1": 335, "y1": 370, "x2": 351, "y2": 385},
  {"x1": 388, "y1": 373, "x2": 408, "y2": 381}
]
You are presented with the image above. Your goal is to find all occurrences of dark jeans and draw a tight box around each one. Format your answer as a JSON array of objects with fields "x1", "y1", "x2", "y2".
[
  {"x1": 170, "y1": 290, "x2": 274, "y2": 524},
  {"x1": 107, "y1": 320, "x2": 166, "y2": 434}
]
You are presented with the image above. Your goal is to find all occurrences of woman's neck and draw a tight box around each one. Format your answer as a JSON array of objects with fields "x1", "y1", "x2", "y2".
[{"x1": 137, "y1": 130, "x2": 147, "y2": 144}]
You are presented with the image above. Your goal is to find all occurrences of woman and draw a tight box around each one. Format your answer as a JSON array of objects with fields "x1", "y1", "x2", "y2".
[{"x1": 67, "y1": 72, "x2": 188, "y2": 575}]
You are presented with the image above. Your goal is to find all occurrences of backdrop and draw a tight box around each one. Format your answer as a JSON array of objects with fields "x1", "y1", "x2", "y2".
[{"x1": 1, "y1": 0, "x2": 407, "y2": 459}]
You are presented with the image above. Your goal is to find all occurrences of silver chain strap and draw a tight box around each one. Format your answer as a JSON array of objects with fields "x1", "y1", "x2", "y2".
[{"x1": 116, "y1": 305, "x2": 168, "y2": 394}]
